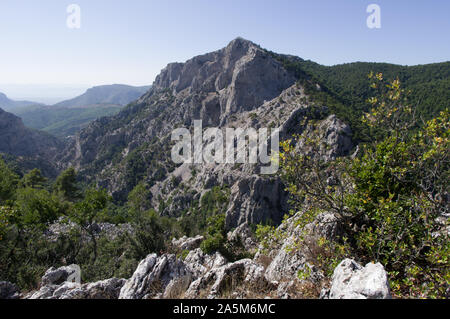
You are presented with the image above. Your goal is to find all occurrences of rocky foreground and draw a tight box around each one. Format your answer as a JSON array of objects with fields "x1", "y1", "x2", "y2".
[{"x1": 0, "y1": 213, "x2": 391, "y2": 300}]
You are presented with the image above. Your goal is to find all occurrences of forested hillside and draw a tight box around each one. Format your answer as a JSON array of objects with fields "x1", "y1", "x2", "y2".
[
  {"x1": 6, "y1": 84, "x2": 151, "y2": 138},
  {"x1": 268, "y1": 52, "x2": 450, "y2": 141}
]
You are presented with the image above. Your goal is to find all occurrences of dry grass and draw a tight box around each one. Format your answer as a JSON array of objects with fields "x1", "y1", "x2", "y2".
[
  {"x1": 254, "y1": 254, "x2": 273, "y2": 270},
  {"x1": 146, "y1": 279, "x2": 164, "y2": 298},
  {"x1": 163, "y1": 275, "x2": 192, "y2": 299}
]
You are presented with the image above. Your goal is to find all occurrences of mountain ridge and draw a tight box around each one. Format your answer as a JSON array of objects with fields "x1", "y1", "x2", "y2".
[
  {"x1": 6, "y1": 84, "x2": 152, "y2": 138},
  {"x1": 0, "y1": 92, "x2": 42, "y2": 111},
  {"x1": 0, "y1": 107, "x2": 63, "y2": 176},
  {"x1": 54, "y1": 84, "x2": 151, "y2": 108}
]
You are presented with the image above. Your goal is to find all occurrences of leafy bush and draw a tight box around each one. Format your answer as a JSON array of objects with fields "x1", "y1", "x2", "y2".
[
  {"x1": 200, "y1": 214, "x2": 253, "y2": 261},
  {"x1": 201, "y1": 214, "x2": 227, "y2": 255},
  {"x1": 54, "y1": 167, "x2": 80, "y2": 201},
  {"x1": 278, "y1": 74, "x2": 449, "y2": 298},
  {"x1": 177, "y1": 186, "x2": 230, "y2": 237},
  {"x1": 19, "y1": 168, "x2": 48, "y2": 189},
  {"x1": 14, "y1": 187, "x2": 62, "y2": 228},
  {"x1": 126, "y1": 207, "x2": 173, "y2": 260},
  {"x1": 0, "y1": 159, "x2": 19, "y2": 204},
  {"x1": 200, "y1": 186, "x2": 230, "y2": 216}
]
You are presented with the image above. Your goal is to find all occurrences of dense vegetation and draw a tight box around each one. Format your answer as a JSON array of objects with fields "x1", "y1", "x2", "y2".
[
  {"x1": 0, "y1": 161, "x2": 237, "y2": 290},
  {"x1": 268, "y1": 51, "x2": 450, "y2": 142},
  {"x1": 261, "y1": 74, "x2": 449, "y2": 298},
  {"x1": 0, "y1": 163, "x2": 147, "y2": 288}
]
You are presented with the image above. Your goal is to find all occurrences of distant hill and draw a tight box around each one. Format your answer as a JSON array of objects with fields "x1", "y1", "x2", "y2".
[
  {"x1": 13, "y1": 104, "x2": 124, "y2": 138},
  {"x1": 7, "y1": 84, "x2": 151, "y2": 138},
  {"x1": 0, "y1": 107, "x2": 62, "y2": 176},
  {"x1": 54, "y1": 84, "x2": 151, "y2": 108},
  {"x1": 0, "y1": 92, "x2": 41, "y2": 111}
]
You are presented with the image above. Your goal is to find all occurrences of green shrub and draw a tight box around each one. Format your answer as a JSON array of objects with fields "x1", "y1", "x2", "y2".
[
  {"x1": 201, "y1": 233, "x2": 225, "y2": 255},
  {"x1": 0, "y1": 159, "x2": 19, "y2": 204},
  {"x1": 126, "y1": 209, "x2": 167, "y2": 260},
  {"x1": 54, "y1": 167, "x2": 80, "y2": 201},
  {"x1": 180, "y1": 249, "x2": 190, "y2": 260},
  {"x1": 278, "y1": 74, "x2": 449, "y2": 298},
  {"x1": 200, "y1": 214, "x2": 226, "y2": 254},
  {"x1": 14, "y1": 187, "x2": 62, "y2": 228}
]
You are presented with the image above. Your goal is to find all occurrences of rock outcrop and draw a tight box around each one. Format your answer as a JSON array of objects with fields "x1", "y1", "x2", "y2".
[
  {"x1": 148, "y1": 37, "x2": 296, "y2": 125},
  {"x1": 225, "y1": 175, "x2": 288, "y2": 230},
  {"x1": 185, "y1": 258, "x2": 267, "y2": 299},
  {"x1": 28, "y1": 278, "x2": 126, "y2": 299},
  {"x1": 17, "y1": 229, "x2": 392, "y2": 300},
  {"x1": 171, "y1": 235, "x2": 204, "y2": 251},
  {"x1": 23, "y1": 254, "x2": 391, "y2": 299},
  {"x1": 44, "y1": 217, "x2": 133, "y2": 242},
  {"x1": 41, "y1": 265, "x2": 80, "y2": 286},
  {"x1": 294, "y1": 114, "x2": 353, "y2": 162},
  {"x1": 119, "y1": 253, "x2": 191, "y2": 299},
  {"x1": 24, "y1": 264, "x2": 124, "y2": 299},
  {"x1": 26, "y1": 265, "x2": 125, "y2": 299},
  {"x1": 117, "y1": 248, "x2": 270, "y2": 299},
  {"x1": 263, "y1": 211, "x2": 340, "y2": 283},
  {"x1": 324, "y1": 259, "x2": 392, "y2": 299}
]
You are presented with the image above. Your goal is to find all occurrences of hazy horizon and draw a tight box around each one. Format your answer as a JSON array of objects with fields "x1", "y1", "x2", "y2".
[
  {"x1": 1, "y1": 0, "x2": 449, "y2": 100},
  {"x1": 0, "y1": 83, "x2": 152, "y2": 105},
  {"x1": 0, "y1": 84, "x2": 89, "y2": 104}
]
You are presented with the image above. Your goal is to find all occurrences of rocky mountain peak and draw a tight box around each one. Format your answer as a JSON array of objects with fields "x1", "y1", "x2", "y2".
[
  {"x1": 222, "y1": 36, "x2": 261, "y2": 58},
  {"x1": 57, "y1": 38, "x2": 333, "y2": 204},
  {"x1": 150, "y1": 37, "x2": 260, "y2": 92},
  {"x1": 143, "y1": 38, "x2": 296, "y2": 125}
]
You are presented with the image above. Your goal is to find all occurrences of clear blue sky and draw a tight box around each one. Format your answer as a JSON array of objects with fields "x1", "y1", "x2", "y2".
[{"x1": 0, "y1": 0, "x2": 449, "y2": 100}]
